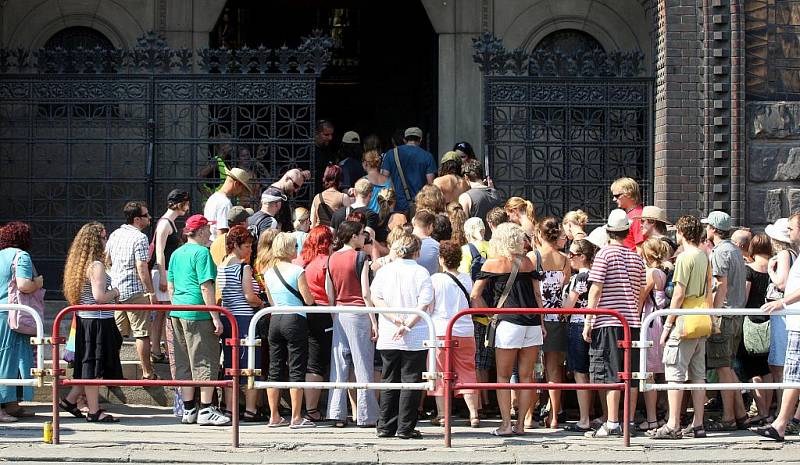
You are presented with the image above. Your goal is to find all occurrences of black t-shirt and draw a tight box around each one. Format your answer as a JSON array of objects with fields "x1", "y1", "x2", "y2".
[
  {"x1": 339, "y1": 158, "x2": 366, "y2": 191},
  {"x1": 475, "y1": 270, "x2": 541, "y2": 326},
  {"x1": 331, "y1": 205, "x2": 381, "y2": 234}
]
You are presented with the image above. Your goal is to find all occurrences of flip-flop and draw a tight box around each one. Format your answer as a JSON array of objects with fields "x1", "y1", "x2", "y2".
[
  {"x1": 751, "y1": 425, "x2": 784, "y2": 442},
  {"x1": 490, "y1": 428, "x2": 513, "y2": 437},
  {"x1": 511, "y1": 425, "x2": 526, "y2": 436},
  {"x1": 267, "y1": 417, "x2": 289, "y2": 428},
  {"x1": 289, "y1": 418, "x2": 316, "y2": 429}
]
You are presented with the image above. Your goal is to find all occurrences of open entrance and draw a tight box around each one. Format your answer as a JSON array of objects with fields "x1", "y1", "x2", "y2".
[{"x1": 213, "y1": 0, "x2": 438, "y2": 154}]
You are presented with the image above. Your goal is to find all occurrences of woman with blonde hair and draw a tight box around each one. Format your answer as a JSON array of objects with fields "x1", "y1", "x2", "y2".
[
  {"x1": 292, "y1": 207, "x2": 311, "y2": 255},
  {"x1": 363, "y1": 150, "x2": 393, "y2": 214},
  {"x1": 563, "y1": 210, "x2": 588, "y2": 242},
  {"x1": 636, "y1": 238, "x2": 670, "y2": 431},
  {"x1": 415, "y1": 185, "x2": 447, "y2": 214},
  {"x1": 447, "y1": 202, "x2": 468, "y2": 246},
  {"x1": 505, "y1": 197, "x2": 537, "y2": 239},
  {"x1": 471, "y1": 223, "x2": 543, "y2": 437},
  {"x1": 60, "y1": 222, "x2": 122, "y2": 422},
  {"x1": 371, "y1": 231, "x2": 434, "y2": 439},
  {"x1": 262, "y1": 232, "x2": 316, "y2": 428}
]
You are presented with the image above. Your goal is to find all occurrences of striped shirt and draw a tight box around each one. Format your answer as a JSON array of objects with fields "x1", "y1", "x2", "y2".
[
  {"x1": 217, "y1": 263, "x2": 257, "y2": 317},
  {"x1": 77, "y1": 263, "x2": 115, "y2": 319},
  {"x1": 588, "y1": 244, "x2": 645, "y2": 328},
  {"x1": 106, "y1": 224, "x2": 149, "y2": 301}
]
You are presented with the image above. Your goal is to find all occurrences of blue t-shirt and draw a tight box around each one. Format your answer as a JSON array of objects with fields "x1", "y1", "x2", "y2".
[
  {"x1": 263, "y1": 264, "x2": 306, "y2": 317},
  {"x1": 0, "y1": 248, "x2": 34, "y2": 305},
  {"x1": 381, "y1": 145, "x2": 437, "y2": 212}
]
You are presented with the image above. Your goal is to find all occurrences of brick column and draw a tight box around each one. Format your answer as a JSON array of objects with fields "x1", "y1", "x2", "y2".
[{"x1": 654, "y1": 0, "x2": 705, "y2": 220}]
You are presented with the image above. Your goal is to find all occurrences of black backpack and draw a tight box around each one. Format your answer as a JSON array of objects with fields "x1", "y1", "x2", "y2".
[
  {"x1": 467, "y1": 243, "x2": 486, "y2": 282},
  {"x1": 247, "y1": 211, "x2": 276, "y2": 262}
]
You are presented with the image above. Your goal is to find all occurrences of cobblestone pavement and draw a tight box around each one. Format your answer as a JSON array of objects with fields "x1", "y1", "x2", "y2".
[{"x1": 1, "y1": 404, "x2": 799, "y2": 464}]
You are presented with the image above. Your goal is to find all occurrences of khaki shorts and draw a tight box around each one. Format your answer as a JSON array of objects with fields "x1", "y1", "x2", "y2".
[
  {"x1": 663, "y1": 335, "x2": 706, "y2": 382},
  {"x1": 115, "y1": 293, "x2": 151, "y2": 338},
  {"x1": 171, "y1": 317, "x2": 220, "y2": 381},
  {"x1": 705, "y1": 315, "x2": 743, "y2": 369}
]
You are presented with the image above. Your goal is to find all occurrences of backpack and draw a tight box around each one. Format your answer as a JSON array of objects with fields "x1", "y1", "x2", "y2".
[
  {"x1": 467, "y1": 243, "x2": 487, "y2": 282},
  {"x1": 662, "y1": 267, "x2": 675, "y2": 308},
  {"x1": 247, "y1": 211, "x2": 276, "y2": 262}
]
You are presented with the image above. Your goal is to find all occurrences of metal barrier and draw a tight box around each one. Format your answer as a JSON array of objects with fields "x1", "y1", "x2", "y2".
[
  {"x1": 442, "y1": 308, "x2": 634, "y2": 447},
  {"x1": 0, "y1": 304, "x2": 46, "y2": 388},
  {"x1": 50, "y1": 304, "x2": 241, "y2": 447},
  {"x1": 245, "y1": 306, "x2": 438, "y2": 391},
  {"x1": 638, "y1": 307, "x2": 800, "y2": 391}
]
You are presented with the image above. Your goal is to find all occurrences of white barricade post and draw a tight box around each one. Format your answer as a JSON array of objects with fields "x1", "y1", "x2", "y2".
[
  {"x1": 245, "y1": 306, "x2": 438, "y2": 391},
  {"x1": 637, "y1": 307, "x2": 800, "y2": 391},
  {"x1": 0, "y1": 304, "x2": 46, "y2": 388}
]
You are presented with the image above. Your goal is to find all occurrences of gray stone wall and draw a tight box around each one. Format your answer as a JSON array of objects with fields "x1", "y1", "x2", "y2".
[{"x1": 747, "y1": 102, "x2": 800, "y2": 226}]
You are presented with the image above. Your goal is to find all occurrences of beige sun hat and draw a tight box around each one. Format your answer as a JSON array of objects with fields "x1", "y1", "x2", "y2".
[
  {"x1": 765, "y1": 218, "x2": 791, "y2": 244},
  {"x1": 605, "y1": 209, "x2": 631, "y2": 232},
  {"x1": 227, "y1": 167, "x2": 255, "y2": 194},
  {"x1": 586, "y1": 226, "x2": 609, "y2": 249},
  {"x1": 635, "y1": 205, "x2": 671, "y2": 225}
]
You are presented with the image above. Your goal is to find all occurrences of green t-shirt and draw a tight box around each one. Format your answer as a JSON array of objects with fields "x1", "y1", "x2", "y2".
[
  {"x1": 168, "y1": 243, "x2": 216, "y2": 320},
  {"x1": 673, "y1": 248, "x2": 709, "y2": 299}
]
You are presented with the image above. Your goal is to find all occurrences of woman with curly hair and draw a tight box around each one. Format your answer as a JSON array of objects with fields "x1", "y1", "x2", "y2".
[
  {"x1": 414, "y1": 185, "x2": 446, "y2": 214},
  {"x1": 0, "y1": 221, "x2": 43, "y2": 422},
  {"x1": 217, "y1": 225, "x2": 263, "y2": 421},
  {"x1": 447, "y1": 202, "x2": 468, "y2": 246},
  {"x1": 59, "y1": 222, "x2": 122, "y2": 422}
]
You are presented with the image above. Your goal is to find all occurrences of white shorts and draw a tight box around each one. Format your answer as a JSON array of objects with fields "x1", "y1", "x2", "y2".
[
  {"x1": 150, "y1": 269, "x2": 171, "y2": 302},
  {"x1": 495, "y1": 321, "x2": 543, "y2": 349}
]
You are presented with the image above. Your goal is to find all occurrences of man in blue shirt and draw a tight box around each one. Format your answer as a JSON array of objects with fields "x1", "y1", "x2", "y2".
[{"x1": 380, "y1": 127, "x2": 437, "y2": 214}]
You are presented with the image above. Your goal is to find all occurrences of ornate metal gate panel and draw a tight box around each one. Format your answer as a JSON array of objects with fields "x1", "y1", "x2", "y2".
[
  {"x1": 0, "y1": 33, "x2": 330, "y2": 293},
  {"x1": 473, "y1": 33, "x2": 653, "y2": 223}
]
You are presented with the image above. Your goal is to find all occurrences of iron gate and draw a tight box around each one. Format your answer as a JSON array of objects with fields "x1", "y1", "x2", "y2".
[
  {"x1": 473, "y1": 33, "x2": 653, "y2": 223},
  {"x1": 0, "y1": 32, "x2": 331, "y2": 294}
]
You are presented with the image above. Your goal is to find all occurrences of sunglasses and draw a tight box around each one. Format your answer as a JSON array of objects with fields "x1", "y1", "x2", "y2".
[
  {"x1": 137, "y1": 213, "x2": 151, "y2": 218},
  {"x1": 611, "y1": 192, "x2": 624, "y2": 200},
  {"x1": 568, "y1": 251, "x2": 583, "y2": 258}
]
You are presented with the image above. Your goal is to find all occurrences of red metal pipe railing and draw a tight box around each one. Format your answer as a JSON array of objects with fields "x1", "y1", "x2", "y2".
[
  {"x1": 51, "y1": 304, "x2": 240, "y2": 447},
  {"x1": 442, "y1": 308, "x2": 632, "y2": 447}
]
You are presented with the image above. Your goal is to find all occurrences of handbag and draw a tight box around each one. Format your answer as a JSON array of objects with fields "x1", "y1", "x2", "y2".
[
  {"x1": 393, "y1": 148, "x2": 416, "y2": 217},
  {"x1": 765, "y1": 251, "x2": 796, "y2": 302},
  {"x1": 7, "y1": 250, "x2": 45, "y2": 335},
  {"x1": 743, "y1": 316, "x2": 771, "y2": 355},
  {"x1": 674, "y1": 257, "x2": 714, "y2": 340},
  {"x1": 62, "y1": 314, "x2": 78, "y2": 364},
  {"x1": 485, "y1": 256, "x2": 521, "y2": 349}
]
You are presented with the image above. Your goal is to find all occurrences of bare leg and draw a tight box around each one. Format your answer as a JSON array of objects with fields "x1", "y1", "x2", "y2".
[
  {"x1": 514, "y1": 345, "x2": 539, "y2": 434},
  {"x1": 574, "y1": 372, "x2": 592, "y2": 428},
  {"x1": 150, "y1": 309, "x2": 167, "y2": 357},
  {"x1": 544, "y1": 351, "x2": 564, "y2": 428},
  {"x1": 267, "y1": 388, "x2": 282, "y2": 424},
  {"x1": 136, "y1": 336, "x2": 154, "y2": 379},
  {"x1": 289, "y1": 388, "x2": 304, "y2": 425},
  {"x1": 494, "y1": 348, "x2": 518, "y2": 435},
  {"x1": 304, "y1": 373, "x2": 324, "y2": 420},
  {"x1": 717, "y1": 367, "x2": 746, "y2": 422},
  {"x1": 771, "y1": 388, "x2": 800, "y2": 436}
]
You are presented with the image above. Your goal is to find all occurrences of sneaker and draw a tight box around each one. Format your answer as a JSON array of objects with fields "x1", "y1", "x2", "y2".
[
  {"x1": 197, "y1": 406, "x2": 231, "y2": 426},
  {"x1": 585, "y1": 423, "x2": 623, "y2": 438},
  {"x1": 181, "y1": 407, "x2": 197, "y2": 424}
]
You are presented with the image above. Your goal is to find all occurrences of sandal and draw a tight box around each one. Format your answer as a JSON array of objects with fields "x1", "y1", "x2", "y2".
[
  {"x1": 638, "y1": 420, "x2": 659, "y2": 432},
  {"x1": 150, "y1": 353, "x2": 168, "y2": 364},
  {"x1": 470, "y1": 417, "x2": 481, "y2": 428},
  {"x1": 681, "y1": 424, "x2": 707, "y2": 438},
  {"x1": 303, "y1": 408, "x2": 323, "y2": 422},
  {"x1": 705, "y1": 418, "x2": 737, "y2": 432},
  {"x1": 86, "y1": 409, "x2": 119, "y2": 423},
  {"x1": 649, "y1": 424, "x2": 682, "y2": 440},
  {"x1": 736, "y1": 415, "x2": 749, "y2": 430},
  {"x1": 334, "y1": 419, "x2": 348, "y2": 428},
  {"x1": 563, "y1": 423, "x2": 592, "y2": 433},
  {"x1": 429, "y1": 416, "x2": 444, "y2": 426},
  {"x1": 750, "y1": 425, "x2": 784, "y2": 442},
  {"x1": 58, "y1": 398, "x2": 85, "y2": 419},
  {"x1": 142, "y1": 373, "x2": 160, "y2": 381},
  {"x1": 289, "y1": 418, "x2": 316, "y2": 429},
  {"x1": 242, "y1": 410, "x2": 261, "y2": 423}
]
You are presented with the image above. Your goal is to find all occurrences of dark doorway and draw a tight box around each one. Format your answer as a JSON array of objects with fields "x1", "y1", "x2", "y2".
[{"x1": 212, "y1": 0, "x2": 438, "y2": 155}]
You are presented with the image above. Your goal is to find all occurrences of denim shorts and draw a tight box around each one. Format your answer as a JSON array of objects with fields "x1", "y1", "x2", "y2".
[{"x1": 566, "y1": 323, "x2": 590, "y2": 374}]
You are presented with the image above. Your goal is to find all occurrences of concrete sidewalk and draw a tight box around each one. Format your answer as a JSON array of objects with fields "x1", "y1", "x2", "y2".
[{"x1": 1, "y1": 403, "x2": 798, "y2": 464}]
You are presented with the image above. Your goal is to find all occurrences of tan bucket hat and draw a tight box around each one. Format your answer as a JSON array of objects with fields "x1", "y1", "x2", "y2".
[
  {"x1": 227, "y1": 167, "x2": 254, "y2": 194},
  {"x1": 635, "y1": 205, "x2": 671, "y2": 225}
]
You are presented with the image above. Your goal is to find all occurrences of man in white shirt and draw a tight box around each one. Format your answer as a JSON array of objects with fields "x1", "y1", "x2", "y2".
[
  {"x1": 753, "y1": 212, "x2": 800, "y2": 441},
  {"x1": 203, "y1": 167, "x2": 254, "y2": 241}
]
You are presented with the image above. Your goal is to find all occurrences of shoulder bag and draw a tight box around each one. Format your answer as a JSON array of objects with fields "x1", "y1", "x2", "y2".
[
  {"x1": 674, "y1": 257, "x2": 713, "y2": 339},
  {"x1": 272, "y1": 265, "x2": 308, "y2": 306},
  {"x1": 485, "y1": 256, "x2": 521, "y2": 349},
  {"x1": 393, "y1": 148, "x2": 416, "y2": 217},
  {"x1": 7, "y1": 250, "x2": 45, "y2": 335}
]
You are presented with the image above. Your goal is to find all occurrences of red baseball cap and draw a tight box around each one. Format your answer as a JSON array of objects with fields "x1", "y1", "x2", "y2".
[{"x1": 184, "y1": 214, "x2": 214, "y2": 233}]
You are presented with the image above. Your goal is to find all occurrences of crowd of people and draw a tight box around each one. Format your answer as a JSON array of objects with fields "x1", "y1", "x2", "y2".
[{"x1": 1, "y1": 123, "x2": 800, "y2": 443}]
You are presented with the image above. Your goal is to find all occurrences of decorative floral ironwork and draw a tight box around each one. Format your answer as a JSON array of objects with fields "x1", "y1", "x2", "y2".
[
  {"x1": 473, "y1": 33, "x2": 645, "y2": 78},
  {"x1": 0, "y1": 31, "x2": 331, "y2": 75}
]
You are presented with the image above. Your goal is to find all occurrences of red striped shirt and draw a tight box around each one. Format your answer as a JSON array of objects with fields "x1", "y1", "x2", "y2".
[{"x1": 588, "y1": 244, "x2": 646, "y2": 328}]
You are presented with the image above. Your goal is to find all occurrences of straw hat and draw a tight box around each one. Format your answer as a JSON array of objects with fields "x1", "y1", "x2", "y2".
[
  {"x1": 635, "y1": 206, "x2": 671, "y2": 225},
  {"x1": 765, "y1": 218, "x2": 791, "y2": 244},
  {"x1": 227, "y1": 167, "x2": 254, "y2": 194}
]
